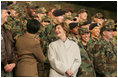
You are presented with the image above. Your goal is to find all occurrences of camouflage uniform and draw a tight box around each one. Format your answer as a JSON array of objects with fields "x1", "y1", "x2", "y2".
[
  {"x1": 68, "y1": 34, "x2": 80, "y2": 44},
  {"x1": 38, "y1": 17, "x2": 57, "y2": 76},
  {"x1": 72, "y1": 28, "x2": 96, "y2": 77},
  {"x1": 86, "y1": 36, "x2": 101, "y2": 62},
  {"x1": 92, "y1": 19, "x2": 117, "y2": 77},
  {"x1": 93, "y1": 38, "x2": 117, "y2": 77}
]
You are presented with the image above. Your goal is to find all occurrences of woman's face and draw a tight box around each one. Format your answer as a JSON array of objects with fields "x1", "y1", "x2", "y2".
[{"x1": 55, "y1": 25, "x2": 66, "y2": 38}]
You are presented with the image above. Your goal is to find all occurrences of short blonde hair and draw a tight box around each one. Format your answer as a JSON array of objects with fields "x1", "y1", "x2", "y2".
[{"x1": 55, "y1": 22, "x2": 70, "y2": 34}]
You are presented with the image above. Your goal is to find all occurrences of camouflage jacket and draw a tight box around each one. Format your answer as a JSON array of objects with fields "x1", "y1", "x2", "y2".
[
  {"x1": 68, "y1": 35, "x2": 96, "y2": 77},
  {"x1": 93, "y1": 37, "x2": 117, "y2": 77},
  {"x1": 85, "y1": 36, "x2": 101, "y2": 62},
  {"x1": 39, "y1": 24, "x2": 57, "y2": 58}
]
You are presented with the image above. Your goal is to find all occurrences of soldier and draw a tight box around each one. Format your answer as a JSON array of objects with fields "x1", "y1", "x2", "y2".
[
  {"x1": 39, "y1": 16, "x2": 56, "y2": 77},
  {"x1": 1, "y1": 3, "x2": 16, "y2": 77},
  {"x1": 76, "y1": 28, "x2": 96, "y2": 77},
  {"x1": 64, "y1": 15, "x2": 74, "y2": 25},
  {"x1": 68, "y1": 22, "x2": 96, "y2": 77},
  {"x1": 35, "y1": 7, "x2": 47, "y2": 22},
  {"x1": 79, "y1": 21, "x2": 91, "y2": 30},
  {"x1": 89, "y1": 24, "x2": 101, "y2": 42},
  {"x1": 15, "y1": 19, "x2": 46, "y2": 77},
  {"x1": 91, "y1": 12, "x2": 104, "y2": 27},
  {"x1": 65, "y1": 9, "x2": 73, "y2": 16},
  {"x1": 4, "y1": 5, "x2": 21, "y2": 40},
  {"x1": 78, "y1": 8, "x2": 88, "y2": 23},
  {"x1": 68, "y1": 22, "x2": 80, "y2": 44},
  {"x1": 93, "y1": 19, "x2": 117, "y2": 77},
  {"x1": 52, "y1": 9, "x2": 65, "y2": 25}
]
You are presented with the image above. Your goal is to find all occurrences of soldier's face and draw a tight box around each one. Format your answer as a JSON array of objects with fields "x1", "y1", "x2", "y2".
[
  {"x1": 10, "y1": 9, "x2": 18, "y2": 17},
  {"x1": 42, "y1": 21, "x2": 50, "y2": 26},
  {"x1": 71, "y1": 26, "x2": 79, "y2": 35},
  {"x1": 103, "y1": 30, "x2": 114, "y2": 40},
  {"x1": 65, "y1": 19, "x2": 73, "y2": 24},
  {"x1": 55, "y1": 25, "x2": 66, "y2": 38},
  {"x1": 79, "y1": 12, "x2": 87, "y2": 20},
  {"x1": 90, "y1": 26, "x2": 100, "y2": 37},
  {"x1": 65, "y1": 12, "x2": 71, "y2": 16},
  {"x1": 1, "y1": 10, "x2": 9, "y2": 24},
  {"x1": 56, "y1": 16, "x2": 64, "y2": 23},
  {"x1": 81, "y1": 24, "x2": 90, "y2": 30},
  {"x1": 94, "y1": 18, "x2": 103, "y2": 24},
  {"x1": 81, "y1": 32, "x2": 90, "y2": 42}
]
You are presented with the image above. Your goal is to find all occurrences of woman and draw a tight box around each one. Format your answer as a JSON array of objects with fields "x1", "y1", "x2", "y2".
[
  {"x1": 15, "y1": 19, "x2": 46, "y2": 77},
  {"x1": 48, "y1": 23, "x2": 81, "y2": 77}
]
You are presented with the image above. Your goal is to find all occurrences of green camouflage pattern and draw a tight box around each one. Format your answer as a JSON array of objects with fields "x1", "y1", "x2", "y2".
[
  {"x1": 39, "y1": 24, "x2": 57, "y2": 76},
  {"x1": 78, "y1": 28, "x2": 89, "y2": 35},
  {"x1": 93, "y1": 38, "x2": 117, "y2": 77},
  {"x1": 68, "y1": 35, "x2": 96, "y2": 77}
]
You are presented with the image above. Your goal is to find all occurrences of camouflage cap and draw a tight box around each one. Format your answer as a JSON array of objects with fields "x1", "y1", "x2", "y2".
[
  {"x1": 94, "y1": 12, "x2": 104, "y2": 19},
  {"x1": 9, "y1": 4, "x2": 18, "y2": 10},
  {"x1": 54, "y1": 4, "x2": 61, "y2": 10},
  {"x1": 64, "y1": 15, "x2": 74, "y2": 20},
  {"x1": 38, "y1": 7, "x2": 47, "y2": 13},
  {"x1": 100, "y1": 19, "x2": 115, "y2": 34},
  {"x1": 79, "y1": 21, "x2": 91, "y2": 27},
  {"x1": 25, "y1": 2, "x2": 39, "y2": 9},
  {"x1": 78, "y1": 28, "x2": 90, "y2": 35},
  {"x1": 41, "y1": 16, "x2": 51, "y2": 22},
  {"x1": 78, "y1": 8, "x2": 88, "y2": 14},
  {"x1": 103, "y1": 19, "x2": 115, "y2": 30}
]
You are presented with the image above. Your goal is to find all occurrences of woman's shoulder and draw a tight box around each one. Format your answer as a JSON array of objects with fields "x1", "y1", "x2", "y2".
[
  {"x1": 68, "y1": 39, "x2": 78, "y2": 46},
  {"x1": 49, "y1": 40, "x2": 59, "y2": 46}
]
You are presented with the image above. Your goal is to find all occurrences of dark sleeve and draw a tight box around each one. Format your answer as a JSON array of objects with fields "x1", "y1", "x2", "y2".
[
  {"x1": 1, "y1": 38, "x2": 7, "y2": 65},
  {"x1": 6, "y1": 29, "x2": 17, "y2": 64}
]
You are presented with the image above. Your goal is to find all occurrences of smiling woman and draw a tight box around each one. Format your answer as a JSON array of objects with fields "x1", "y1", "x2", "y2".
[{"x1": 48, "y1": 23, "x2": 81, "y2": 77}]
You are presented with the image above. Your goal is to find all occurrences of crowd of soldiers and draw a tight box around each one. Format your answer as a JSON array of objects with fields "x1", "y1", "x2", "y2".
[{"x1": 2, "y1": 1, "x2": 117, "y2": 77}]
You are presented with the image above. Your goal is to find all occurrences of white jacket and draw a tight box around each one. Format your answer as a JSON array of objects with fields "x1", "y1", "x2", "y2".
[{"x1": 48, "y1": 38, "x2": 81, "y2": 77}]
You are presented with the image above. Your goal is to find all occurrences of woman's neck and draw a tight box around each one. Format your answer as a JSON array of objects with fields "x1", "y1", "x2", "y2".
[{"x1": 60, "y1": 34, "x2": 67, "y2": 42}]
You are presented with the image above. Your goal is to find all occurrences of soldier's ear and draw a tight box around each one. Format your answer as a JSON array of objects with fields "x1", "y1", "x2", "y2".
[
  {"x1": 102, "y1": 31, "x2": 105, "y2": 36},
  {"x1": 78, "y1": 14, "x2": 81, "y2": 18}
]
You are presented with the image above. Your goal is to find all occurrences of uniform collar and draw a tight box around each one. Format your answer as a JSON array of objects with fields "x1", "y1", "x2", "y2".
[{"x1": 24, "y1": 32, "x2": 35, "y2": 39}]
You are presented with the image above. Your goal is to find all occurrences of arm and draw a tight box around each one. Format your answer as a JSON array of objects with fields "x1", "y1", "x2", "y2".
[
  {"x1": 33, "y1": 43, "x2": 46, "y2": 62},
  {"x1": 48, "y1": 43, "x2": 68, "y2": 75},
  {"x1": 1, "y1": 37, "x2": 7, "y2": 65}
]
